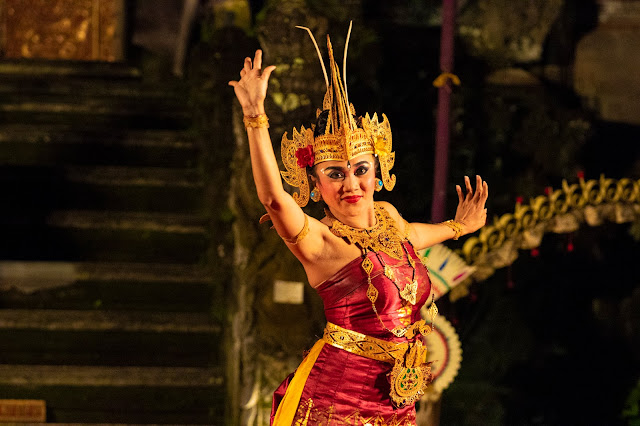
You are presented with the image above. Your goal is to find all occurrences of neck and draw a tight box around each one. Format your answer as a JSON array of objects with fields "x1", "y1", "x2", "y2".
[{"x1": 327, "y1": 201, "x2": 377, "y2": 228}]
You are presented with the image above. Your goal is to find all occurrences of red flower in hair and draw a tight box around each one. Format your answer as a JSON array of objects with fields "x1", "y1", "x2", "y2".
[{"x1": 295, "y1": 145, "x2": 315, "y2": 168}]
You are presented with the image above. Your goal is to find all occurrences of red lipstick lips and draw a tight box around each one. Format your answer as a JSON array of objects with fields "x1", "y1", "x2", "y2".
[{"x1": 343, "y1": 196, "x2": 362, "y2": 204}]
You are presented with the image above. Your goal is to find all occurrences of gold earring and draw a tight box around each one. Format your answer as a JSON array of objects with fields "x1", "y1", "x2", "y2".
[
  {"x1": 375, "y1": 178, "x2": 383, "y2": 192},
  {"x1": 310, "y1": 184, "x2": 322, "y2": 202}
]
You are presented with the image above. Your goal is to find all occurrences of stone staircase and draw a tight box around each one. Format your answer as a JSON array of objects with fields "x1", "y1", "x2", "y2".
[{"x1": 0, "y1": 60, "x2": 224, "y2": 424}]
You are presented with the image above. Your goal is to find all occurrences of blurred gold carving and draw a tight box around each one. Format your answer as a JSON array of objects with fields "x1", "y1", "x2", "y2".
[
  {"x1": 458, "y1": 175, "x2": 640, "y2": 288},
  {"x1": 0, "y1": 0, "x2": 123, "y2": 61}
]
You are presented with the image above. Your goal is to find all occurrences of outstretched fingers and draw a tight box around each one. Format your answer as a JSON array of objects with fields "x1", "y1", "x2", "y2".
[
  {"x1": 254, "y1": 49, "x2": 263, "y2": 71},
  {"x1": 261, "y1": 65, "x2": 276, "y2": 81},
  {"x1": 472, "y1": 175, "x2": 483, "y2": 201},
  {"x1": 482, "y1": 181, "x2": 489, "y2": 204},
  {"x1": 243, "y1": 56, "x2": 253, "y2": 74},
  {"x1": 464, "y1": 175, "x2": 473, "y2": 199}
]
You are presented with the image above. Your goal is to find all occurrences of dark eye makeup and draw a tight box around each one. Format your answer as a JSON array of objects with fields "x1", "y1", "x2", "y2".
[
  {"x1": 354, "y1": 165, "x2": 370, "y2": 176},
  {"x1": 320, "y1": 161, "x2": 372, "y2": 181}
]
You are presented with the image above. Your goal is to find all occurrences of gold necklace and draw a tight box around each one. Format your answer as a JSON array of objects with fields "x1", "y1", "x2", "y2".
[
  {"x1": 326, "y1": 203, "x2": 405, "y2": 259},
  {"x1": 325, "y1": 203, "x2": 419, "y2": 337}
]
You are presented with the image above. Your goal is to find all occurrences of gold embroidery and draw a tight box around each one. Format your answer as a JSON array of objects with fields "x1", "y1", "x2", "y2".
[
  {"x1": 296, "y1": 397, "x2": 314, "y2": 426},
  {"x1": 294, "y1": 398, "x2": 416, "y2": 426}
]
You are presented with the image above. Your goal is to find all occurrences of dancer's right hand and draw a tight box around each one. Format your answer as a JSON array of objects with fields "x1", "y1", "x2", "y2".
[{"x1": 228, "y1": 49, "x2": 276, "y2": 116}]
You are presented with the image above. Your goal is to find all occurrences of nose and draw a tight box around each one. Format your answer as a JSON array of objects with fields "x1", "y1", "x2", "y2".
[{"x1": 342, "y1": 173, "x2": 358, "y2": 192}]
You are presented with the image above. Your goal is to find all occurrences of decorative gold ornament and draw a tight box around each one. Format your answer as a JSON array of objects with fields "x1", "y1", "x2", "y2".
[
  {"x1": 323, "y1": 322, "x2": 410, "y2": 363},
  {"x1": 243, "y1": 114, "x2": 269, "y2": 128},
  {"x1": 326, "y1": 203, "x2": 404, "y2": 259},
  {"x1": 280, "y1": 126, "x2": 314, "y2": 207},
  {"x1": 280, "y1": 23, "x2": 396, "y2": 207},
  {"x1": 389, "y1": 358, "x2": 432, "y2": 408},
  {"x1": 323, "y1": 321, "x2": 433, "y2": 408},
  {"x1": 442, "y1": 219, "x2": 464, "y2": 240},
  {"x1": 282, "y1": 214, "x2": 310, "y2": 245},
  {"x1": 400, "y1": 280, "x2": 419, "y2": 305},
  {"x1": 310, "y1": 184, "x2": 322, "y2": 202}
]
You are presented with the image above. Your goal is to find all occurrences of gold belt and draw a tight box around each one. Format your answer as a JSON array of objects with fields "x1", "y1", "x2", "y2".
[
  {"x1": 322, "y1": 322, "x2": 430, "y2": 366},
  {"x1": 322, "y1": 322, "x2": 407, "y2": 364},
  {"x1": 322, "y1": 322, "x2": 433, "y2": 408}
]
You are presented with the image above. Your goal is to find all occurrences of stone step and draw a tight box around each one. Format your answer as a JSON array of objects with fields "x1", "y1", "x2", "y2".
[
  {"x1": 0, "y1": 60, "x2": 143, "y2": 79},
  {"x1": 0, "y1": 329, "x2": 220, "y2": 367},
  {"x1": 0, "y1": 211, "x2": 209, "y2": 263},
  {"x1": 0, "y1": 60, "x2": 185, "y2": 99},
  {"x1": 0, "y1": 165, "x2": 204, "y2": 213},
  {"x1": 0, "y1": 261, "x2": 217, "y2": 312},
  {"x1": 0, "y1": 309, "x2": 219, "y2": 333},
  {"x1": 0, "y1": 83, "x2": 185, "y2": 102},
  {"x1": 0, "y1": 100, "x2": 191, "y2": 129},
  {"x1": 0, "y1": 365, "x2": 223, "y2": 424},
  {"x1": 0, "y1": 125, "x2": 199, "y2": 168},
  {"x1": 0, "y1": 310, "x2": 220, "y2": 367},
  {"x1": 46, "y1": 210, "x2": 207, "y2": 232}
]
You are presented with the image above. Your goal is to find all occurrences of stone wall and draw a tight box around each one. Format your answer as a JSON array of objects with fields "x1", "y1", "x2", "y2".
[{"x1": 574, "y1": 0, "x2": 640, "y2": 125}]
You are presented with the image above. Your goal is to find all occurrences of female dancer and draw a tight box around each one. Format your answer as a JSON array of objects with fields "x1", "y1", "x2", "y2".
[{"x1": 229, "y1": 35, "x2": 488, "y2": 425}]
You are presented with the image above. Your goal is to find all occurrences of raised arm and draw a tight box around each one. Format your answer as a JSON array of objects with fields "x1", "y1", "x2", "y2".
[
  {"x1": 404, "y1": 175, "x2": 488, "y2": 250},
  {"x1": 228, "y1": 50, "x2": 326, "y2": 262}
]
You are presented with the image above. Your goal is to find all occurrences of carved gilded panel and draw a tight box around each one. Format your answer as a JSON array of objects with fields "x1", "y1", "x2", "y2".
[{"x1": 0, "y1": 0, "x2": 124, "y2": 61}]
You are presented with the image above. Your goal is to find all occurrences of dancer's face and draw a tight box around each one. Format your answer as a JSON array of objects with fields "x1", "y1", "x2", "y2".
[{"x1": 314, "y1": 154, "x2": 377, "y2": 216}]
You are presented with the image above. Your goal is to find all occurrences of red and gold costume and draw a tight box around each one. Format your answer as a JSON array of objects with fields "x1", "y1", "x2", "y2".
[
  {"x1": 271, "y1": 205, "x2": 436, "y2": 425},
  {"x1": 270, "y1": 24, "x2": 437, "y2": 425}
]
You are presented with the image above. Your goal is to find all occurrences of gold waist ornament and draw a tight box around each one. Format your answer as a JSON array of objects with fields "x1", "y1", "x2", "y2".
[{"x1": 322, "y1": 322, "x2": 433, "y2": 408}]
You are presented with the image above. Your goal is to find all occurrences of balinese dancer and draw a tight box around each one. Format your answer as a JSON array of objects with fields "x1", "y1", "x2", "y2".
[{"x1": 229, "y1": 24, "x2": 488, "y2": 425}]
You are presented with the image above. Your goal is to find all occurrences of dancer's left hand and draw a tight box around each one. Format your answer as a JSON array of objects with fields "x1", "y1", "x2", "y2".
[{"x1": 454, "y1": 175, "x2": 488, "y2": 236}]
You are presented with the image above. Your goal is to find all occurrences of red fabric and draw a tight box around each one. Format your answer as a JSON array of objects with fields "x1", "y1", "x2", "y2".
[{"x1": 271, "y1": 242, "x2": 431, "y2": 424}]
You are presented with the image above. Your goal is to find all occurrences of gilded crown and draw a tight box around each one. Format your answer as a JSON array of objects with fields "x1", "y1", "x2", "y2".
[{"x1": 280, "y1": 23, "x2": 396, "y2": 207}]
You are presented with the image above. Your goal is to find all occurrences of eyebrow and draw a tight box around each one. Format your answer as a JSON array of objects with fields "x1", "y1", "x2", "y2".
[{"x1": 322, "y1": 161, "x2": 371, "y2": 171}]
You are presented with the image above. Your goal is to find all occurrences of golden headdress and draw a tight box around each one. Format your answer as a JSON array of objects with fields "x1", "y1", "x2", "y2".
[{"x1": 280, "y1": 23, "x2": 396, "y2": 207}]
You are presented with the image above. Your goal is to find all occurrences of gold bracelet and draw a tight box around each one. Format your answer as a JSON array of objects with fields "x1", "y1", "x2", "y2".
[
  {"x1": 283, "y1": 214, "x2": 310, "y2": 244},
  {"x1": 243, "y1": 114, "x2": 269, "y2": 129},
  {"x1": 442, "y1": 219, "x2": 464, "y2": 240}
]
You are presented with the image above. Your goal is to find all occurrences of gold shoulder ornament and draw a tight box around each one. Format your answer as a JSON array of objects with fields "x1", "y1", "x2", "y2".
[{"x1": 280, "y1": 126, "x2": 314, "y2": 207}]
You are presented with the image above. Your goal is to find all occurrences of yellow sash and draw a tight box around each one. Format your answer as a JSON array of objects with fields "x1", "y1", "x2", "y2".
[{"x1": 272, "y1": 340, "x2": 325, "y2": 425}]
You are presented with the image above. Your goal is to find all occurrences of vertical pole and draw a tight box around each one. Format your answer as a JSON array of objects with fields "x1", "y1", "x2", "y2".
[{"x1": 431, "y1": 0, "x2": 457, "y2": 223}]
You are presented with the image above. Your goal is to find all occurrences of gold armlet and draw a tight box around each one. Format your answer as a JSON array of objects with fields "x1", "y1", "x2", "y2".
[
  {"x1": 243, "y1": 114, "x2": 269, "y2": 129},
  {"x1": 442, "y1": 219, "x2": 464, "y2": 240},
  {"x1": 283, "y1": 214, "x2": 310, "y2": 244}
]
